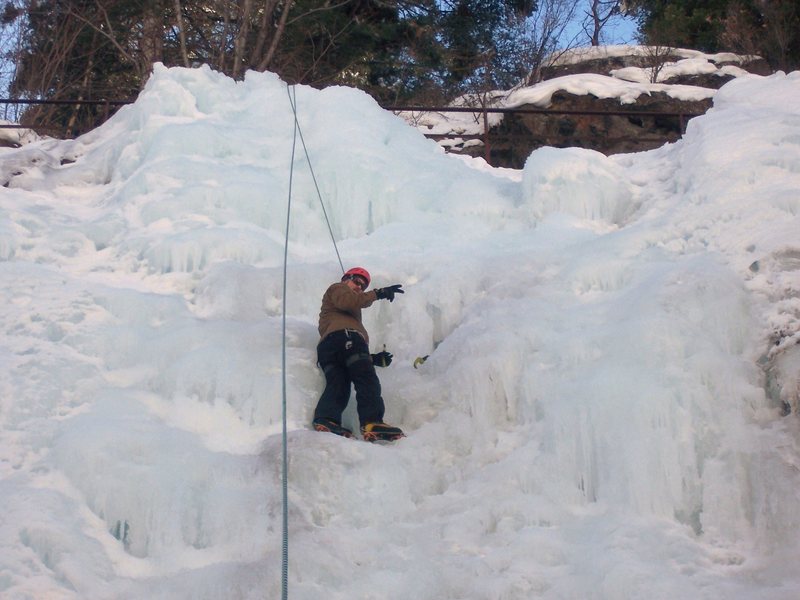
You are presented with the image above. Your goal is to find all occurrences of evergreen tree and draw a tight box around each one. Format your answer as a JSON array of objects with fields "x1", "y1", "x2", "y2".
[{"x1": 628, "y1": 0, "x2": 798, "y2": 71}]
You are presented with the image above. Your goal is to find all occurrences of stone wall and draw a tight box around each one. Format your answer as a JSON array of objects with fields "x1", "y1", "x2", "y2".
[{"x1": 474, "y1": 91, "x2": 711, "y2": 168}]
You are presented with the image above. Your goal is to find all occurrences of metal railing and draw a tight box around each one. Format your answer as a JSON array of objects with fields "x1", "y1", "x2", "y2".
[
  {"x1": 1, "y1": 98, "x2": 704, "y2": 166},
  {"x1": 385, "y1": 104, "x2": 703, "y2": 165},
  {"x1": 0, "y1": 97, "x2": 134, "y2": 138}
]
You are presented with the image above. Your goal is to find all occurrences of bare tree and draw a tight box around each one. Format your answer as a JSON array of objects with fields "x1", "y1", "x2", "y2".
[
  {"x1": 63, "y1": 0, "x2": 161, "y2": 86},
  {"x1": 583, "y1": 0, "x2": 622, "y2": 46},
  {"x1": 172, "y1": 0, "x2": 190, "y2": 68},
  {"x1": 55, "y1": 0, "x2": 311, "y2": 82},
  {"x1": 1, "y1": 2, "x2": 25, "y2": 120},
  {"x1": 642, "y1": 43, "x2": 673, "y2": 83},
  {"x1": 258, "y1": 0, "x2": 296, "y2": 73},
  {"x1": 636, "y1": 10, "x2": 681, "y2": 84},
  {"x1": 523, "y1": 0, "x2": 582, "y2": 85}
]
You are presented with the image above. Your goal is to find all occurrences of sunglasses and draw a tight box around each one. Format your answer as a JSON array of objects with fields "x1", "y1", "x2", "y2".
[{"x1": 350, "y1": 276, "x2": 368, "y2": 289}]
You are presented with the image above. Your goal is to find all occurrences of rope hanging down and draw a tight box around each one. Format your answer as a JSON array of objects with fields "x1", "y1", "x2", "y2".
[
  {"x1": 285, "y1": 88, "x2": 345, "y2": 275},
  {"x1": 280, "y1": 83, "x2": 346, "y2": 600},
  {"x1": 280, "y1": 84, "x2": 299, "y2": 600}
]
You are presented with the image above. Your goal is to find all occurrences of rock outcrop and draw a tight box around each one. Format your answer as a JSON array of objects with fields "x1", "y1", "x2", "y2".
[
  {"x1": 411, "y1": 47, "x2": 772, "y2": 168},
  {"x1": 484, "y1": 90, "x2": 713, "y2": 168}
]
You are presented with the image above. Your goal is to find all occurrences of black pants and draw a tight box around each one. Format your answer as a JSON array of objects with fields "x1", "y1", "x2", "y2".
[{"x1": 314, "y1": 330, "x2": 385, "y2": 427}]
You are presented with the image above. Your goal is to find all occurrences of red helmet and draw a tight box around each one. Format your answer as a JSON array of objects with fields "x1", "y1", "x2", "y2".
[{"x1": 343, "y1": 267, "x2": 370, "y2": 288}]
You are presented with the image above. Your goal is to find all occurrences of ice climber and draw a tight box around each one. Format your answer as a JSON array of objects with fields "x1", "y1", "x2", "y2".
[{"x1": 312, "y1": 267, "x2": 405, "y2": 441}]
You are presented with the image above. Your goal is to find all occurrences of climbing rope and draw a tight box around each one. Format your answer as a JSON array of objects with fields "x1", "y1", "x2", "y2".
[
  {"x1": 280, "y1": 82, "x2": 346, "y2": 600},
  {"x1": 285, "y1": 88, "x2": 345, "y2": 275},
  {"x1": 280, "y1": 84, "x2": 299, "y2": 600}
]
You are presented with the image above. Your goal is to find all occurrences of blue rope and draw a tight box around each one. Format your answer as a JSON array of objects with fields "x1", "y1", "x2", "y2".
[
  {"x1": 280, "y1": 84, "x2": 299, "y2": 600},
  {"x1": 281, "y1": 82, "x2": 348, "y2": 600},
  {"x1": 285, "y1": 89, "x2": 345, "y2": 275}
]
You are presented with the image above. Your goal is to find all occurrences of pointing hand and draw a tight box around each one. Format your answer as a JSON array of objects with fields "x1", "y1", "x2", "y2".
[{"x1": 375, "y1": 284, "x2": 404, "y2": 302}]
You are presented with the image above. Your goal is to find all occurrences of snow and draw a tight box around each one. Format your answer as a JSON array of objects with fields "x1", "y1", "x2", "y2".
[
  {"x1": 1, "y1": 61, "x2": 800, "y2": 599},
  {"x1": 550, "y1": 45, "x2": 761, "y2": 67},
  {"x1": 0, "y1": 120, "x2": 40, "y2": 147},
  {"x1": 506, "y1": 72, "x2": 716, "y2": 107},
  {"x1": 403, "y1": 47, "x2": 756, "y2": 143}
]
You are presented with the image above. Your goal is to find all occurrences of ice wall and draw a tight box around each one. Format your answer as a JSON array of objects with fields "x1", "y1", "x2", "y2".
[{"x1": 1, "y1": 65, "x2": 800, "y2": 599}]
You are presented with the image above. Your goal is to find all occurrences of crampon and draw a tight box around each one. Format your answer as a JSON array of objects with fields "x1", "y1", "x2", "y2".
[
  {"x1": 361, "y1": 422, "x2": 405, "y2": 442},
  {"x1": 312, "y1": 417, "x2": 354, "y2": 438}
]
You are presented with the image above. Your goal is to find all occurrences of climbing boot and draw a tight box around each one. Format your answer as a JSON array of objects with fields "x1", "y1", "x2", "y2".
[
  {"x1": 312, "y1": 417, "x2": 353, "y2": 438},
  {"x1": 361, "y1": 422, "x2": 405, "y2": 442}
]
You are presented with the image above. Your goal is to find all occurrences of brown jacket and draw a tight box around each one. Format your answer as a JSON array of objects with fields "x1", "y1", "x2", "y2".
[{"x1": 318, "y1": 282, "x2": 378, "y2": 344}]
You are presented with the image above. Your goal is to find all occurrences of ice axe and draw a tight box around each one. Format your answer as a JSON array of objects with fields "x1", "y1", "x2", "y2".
[{"x1": 413, "y1": 355, "x2": 429, "y2": 369}]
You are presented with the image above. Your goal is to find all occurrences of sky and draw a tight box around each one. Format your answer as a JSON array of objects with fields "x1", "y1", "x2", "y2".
[
  {"x1": 1, "y1": 58, "x2": 800, "y2": 599},
  {"x1": 563, "y1": 4, "x2": 639, "y2": 46}
]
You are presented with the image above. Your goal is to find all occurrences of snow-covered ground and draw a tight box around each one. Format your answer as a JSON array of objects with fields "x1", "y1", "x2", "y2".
[
  {"x1": 0, "y1": 120, "x2": 40, "y2": 148},
  {"x1": 1, "y1": 63, "x2": 799, "y2": 600}
]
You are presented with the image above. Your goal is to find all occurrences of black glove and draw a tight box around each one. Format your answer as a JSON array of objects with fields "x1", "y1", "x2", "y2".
[
  {"x1": 371, "y1": 351, "x2": 393, "y2": 367},
  {"x1": 375, "y1": 284, "x2": 404, "y2": 302}
]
